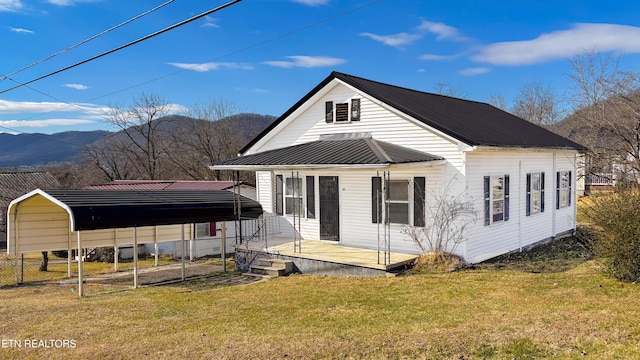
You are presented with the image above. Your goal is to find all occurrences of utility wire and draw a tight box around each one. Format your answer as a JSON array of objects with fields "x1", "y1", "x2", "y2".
[
  {"x1": 0, "y1": 0, "x2": 242, "y2": 95},
  {"x1": 0, "y1": 0, "x2": 176, "y2": 83},
  {"x1": 0, "y1": 0, "x2": 382, "y2": 148}
]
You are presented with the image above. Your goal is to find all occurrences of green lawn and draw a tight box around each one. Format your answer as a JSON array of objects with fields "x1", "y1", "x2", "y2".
[{"x1": 1, "y1": 239, "x2": 639, "y2": 359}]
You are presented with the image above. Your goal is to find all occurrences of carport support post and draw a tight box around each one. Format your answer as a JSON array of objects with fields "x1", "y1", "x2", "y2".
[
  {"x1": 77, "y1": 231, "x2": 83, "y2": 297},
  {"x1": 221, "y1": 221, "x2": 226, "y2": 273},
  {"x1": 181, "y1": 224, "x2": 186, "y2": 281},
  {"x1": 133, "y1": 227, "x2": 138, "y2": 289},
  {"x1": 154, "y1": 226, "x2": 159, "y2": 267}
]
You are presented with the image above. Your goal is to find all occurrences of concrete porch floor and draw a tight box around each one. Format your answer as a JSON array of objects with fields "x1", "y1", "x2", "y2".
[{"x1": 243, "y1": 238, "x2": 418, "y2": 271}]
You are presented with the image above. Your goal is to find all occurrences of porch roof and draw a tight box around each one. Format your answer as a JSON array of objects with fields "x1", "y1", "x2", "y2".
[{"x1": 211, "y1": 137, "x2": 444, "y2": 170}]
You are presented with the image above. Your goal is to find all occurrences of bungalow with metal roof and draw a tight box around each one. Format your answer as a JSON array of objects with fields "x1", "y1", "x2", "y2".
[{"x1": 212, "y1": 72, "x2": 585, "y2": 272}]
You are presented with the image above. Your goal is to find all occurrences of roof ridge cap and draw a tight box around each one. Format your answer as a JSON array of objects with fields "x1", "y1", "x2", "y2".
[{"x1": 365, "y1": 138, "x2": 393, "y2": 163}]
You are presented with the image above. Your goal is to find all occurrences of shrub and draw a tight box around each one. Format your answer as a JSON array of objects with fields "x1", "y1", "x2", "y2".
[{"x1": 581, "y1": 190, "x2": 640, "y2": 282}]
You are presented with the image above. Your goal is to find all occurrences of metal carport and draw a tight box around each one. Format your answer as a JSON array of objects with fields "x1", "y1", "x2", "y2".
[{"x1": 6, "y1": 189, "x2": 262, "y2": 296}]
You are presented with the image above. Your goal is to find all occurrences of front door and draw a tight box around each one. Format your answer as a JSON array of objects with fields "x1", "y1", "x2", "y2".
[{"x1": 319, "y1": 176, "x2": 339, "y2": 241}]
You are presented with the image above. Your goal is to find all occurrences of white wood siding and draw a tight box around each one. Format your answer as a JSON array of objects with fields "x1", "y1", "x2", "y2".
[
  {"x1": 464, "y1": 150, "x2": 578, "y2": 263},
  {"x1": 250, "y1": 82, "x2": 465, "y2": 172}
]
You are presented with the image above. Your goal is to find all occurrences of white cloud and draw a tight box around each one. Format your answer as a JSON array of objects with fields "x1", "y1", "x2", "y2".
[
  {"x1": 62, "y1": 83, "x2": 89, "y2": 90},
  {"x1": 292, "y1": 0, "x2": 328, "y2": 6},
  {"x1": 459, "y1": 67, "x2": 490, "y2": 76},
  {"x1": 361, "y1": 19, "x2": 467, "y2": 49},
  {"x1": 9, "y1": 26, "x2": 34, "y2": 34},
  {"x1": 45, "y1": 0, "x2": 99, "y2": 6},
  {"x1": 263, "y1": 56, "x2": 345, "y2": 68},
  {"x1": 360, "y1": 32, "x2": 422, "y2": 48},
  {"x1": 0, "y1": 0, "x2": 24, "y2": 12},
  {"x1": 167, "y1": 62, "x2": 254, "y2": 72},
  {"x1": 0, "y1": 118, "x2": 94, "y2": 128},
  {"x1": 0, "y1": 99, "x2": 108, "y2": 116},
  {"x1": 202, "y1": 16, "x2": 219, "y2": 28},
  {"x1": 420, "y1": 53, "x2": 456, "y2": 61},
  {"x1": 416, "y1": 20, "x2": 467, "y2": 41},
  {"x1": 473, "y1": 23, "x2": 640, "y2": 66}
]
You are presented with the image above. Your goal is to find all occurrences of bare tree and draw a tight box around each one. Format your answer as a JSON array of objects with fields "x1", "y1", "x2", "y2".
[
  {"x1": 567, "y1": 51, "x2": 640, "y2": 181},
  {"x1": 434, "y1": 82, "x2": 466, "y2": 98},
  {"x1": 511, "y1": 82, "x2": 562, "y2": 126},
  {"x1": 401, "y1": 179, "x2": 477, "y2": 262},
  {"x1": 168, "y1": 100, "x2": 244, "y2": 180},
  {"x1": 95, "y1": 93, "x2": 174, "y2": 180},
  {"x1": 489, "y1": 93, "x2": 508, "y2": 111}
]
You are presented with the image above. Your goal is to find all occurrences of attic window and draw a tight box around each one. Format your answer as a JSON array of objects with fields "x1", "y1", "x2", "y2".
[
  {"x1": 351, "y1": 98, "x2": 360, "y2": 121},
  {"x1": 335, "y1": 103, "x2": 349, "y2": 122},
  {"x1": 325, "y1": 98, "x2": 361, "y2": 123}
]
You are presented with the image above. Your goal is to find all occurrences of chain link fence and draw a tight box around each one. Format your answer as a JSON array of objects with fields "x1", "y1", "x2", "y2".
[{"x1": 0, "y1": 242, "x2": 234, "y2": 296}]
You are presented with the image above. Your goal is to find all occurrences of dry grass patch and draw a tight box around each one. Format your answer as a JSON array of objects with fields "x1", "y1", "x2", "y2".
[{"x1": 1, "y1": 263, "x2": 640, "y2": 359}]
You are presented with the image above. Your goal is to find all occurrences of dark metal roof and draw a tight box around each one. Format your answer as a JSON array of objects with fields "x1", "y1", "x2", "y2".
[
  {"x1": 215, "y1": 138, "x2": 443, "y2": 167},
  {"x1": 42, "y1": 190, "x2": 263, "y2": 231},
  {"x1": 240, "y1": 72, "x2": 587, "y2": 153},
  {"x1": 0, "y1": 171, "x2": 60, "y2": 202},
  {"x1": 85, "y1": 180, "x2": 241, "y2": 191}
]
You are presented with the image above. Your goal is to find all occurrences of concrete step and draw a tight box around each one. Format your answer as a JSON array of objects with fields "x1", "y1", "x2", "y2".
[
  {"x1": 249, "y1": 265, "x2": 287, "y2": 277},
  {"x1": 254, "y1": 258, "x2": 294, "y2": 274}
]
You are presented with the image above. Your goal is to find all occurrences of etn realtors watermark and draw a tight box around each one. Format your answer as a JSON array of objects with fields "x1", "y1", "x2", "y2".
[{"x1": 2, "y1": 339, "x2": 77, "y2": 349}]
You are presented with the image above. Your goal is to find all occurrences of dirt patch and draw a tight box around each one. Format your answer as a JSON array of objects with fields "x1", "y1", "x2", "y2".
[{"x1": 473, "y1": 235, "x2": 594, "y2": 273}]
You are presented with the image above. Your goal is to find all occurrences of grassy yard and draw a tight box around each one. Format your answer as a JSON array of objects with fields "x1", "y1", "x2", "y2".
[{"x1": 1, "y1": 239, "x2": 639, "y2": 359}]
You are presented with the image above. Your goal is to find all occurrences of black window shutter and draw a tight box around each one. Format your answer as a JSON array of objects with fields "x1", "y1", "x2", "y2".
[
  {"x1": 372, "y1": 177, "x2": 382, "y2": 223},
  {"x1": 526, "y1": 173, "x2": 531, "y2": 217},
  {"x1": 351, "y1": 98, "x2": 361, "y2": 121},
  {"x1": 306, "y1": 176, "x2": 315, "y2": 219},
  {"x1": 556, "y1": 172, "x2": 560, "y2": 210},
  {"x1": 413, "y1": 177, "x2": 426, "y2": 227},
  {"x1": 504, "y1": 174, "x2": 510, "y2": 221},
  {"x1": 275, "y1": 175, "x2": 283, "y2": 215},
  {"x1": 568, "y1": 171, "x2": 572, "y2": 206},
  {"x1": 484, "y1": 176, "x2": 490, "y2": 226},
  {"x1": 541, "y1": 172, "x2": 545, "y2": 212},
  {"x1": 325, "y1": 101, "x2": 333, "y2": 123}
]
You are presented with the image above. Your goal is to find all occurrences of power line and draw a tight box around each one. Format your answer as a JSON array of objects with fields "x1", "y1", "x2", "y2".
[
  {"x1": 0, "y1": 0, "x2": 383, "y2": 149},
  {"x1": 0, "y1": 0, "x2": 176, "y2": 83},
  {"x1": 0, "y1": 0, "x2": 243, "y2": 95}
]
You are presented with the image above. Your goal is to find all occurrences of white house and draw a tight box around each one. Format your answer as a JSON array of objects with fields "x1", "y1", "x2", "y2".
[{"x1": 213, "y1": 72, "x2": 585, "y2": 264}]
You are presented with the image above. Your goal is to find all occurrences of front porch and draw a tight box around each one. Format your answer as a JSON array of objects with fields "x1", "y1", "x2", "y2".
[{"x1": 236, "y1": 238, "x2": 418, "y2": 276}]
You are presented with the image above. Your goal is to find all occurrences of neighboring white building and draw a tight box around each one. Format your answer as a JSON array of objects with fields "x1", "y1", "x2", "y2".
[{"x1": 213, "y1": 72, "x2": 586, "y2": 263}]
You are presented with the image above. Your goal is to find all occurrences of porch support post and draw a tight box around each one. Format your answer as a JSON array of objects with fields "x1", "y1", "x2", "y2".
[
  {"x1": 133, "y1": 227, "x2": 138, "y2": 289},
  {"x1": 77, "y1": 231, "x2": 83, "y2": 297}
]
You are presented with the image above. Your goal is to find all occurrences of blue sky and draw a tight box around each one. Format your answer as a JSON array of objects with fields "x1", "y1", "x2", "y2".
[{"x1": 1, "y1": 0, "x2": 640, "y2": 134}]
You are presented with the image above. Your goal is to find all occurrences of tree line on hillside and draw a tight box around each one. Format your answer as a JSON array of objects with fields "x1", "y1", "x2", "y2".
[
  {"x1": 37, "y1": 96, "x2": 274, "y2": 188},
  {"x1": 485, "y1": 51, "x2": 640, "y2": 186}
]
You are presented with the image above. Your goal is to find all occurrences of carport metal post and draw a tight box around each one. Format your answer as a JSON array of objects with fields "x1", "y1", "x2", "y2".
[
  {"x1": 133, "y1": 227, "x2": 138, "y2": 289},
  {"x1": 181, "y1": 224, "x2": 186, "y2": 281},
  {"x1": 221, "y1": 221, "x2": 226, "y2": 273},
  {"x1": 77, "y1": 231, "x2": 83, "y2": 297}
]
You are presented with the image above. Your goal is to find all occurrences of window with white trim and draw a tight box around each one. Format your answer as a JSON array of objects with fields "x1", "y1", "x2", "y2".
[
  {"x1": 285, "y1": 177, "x2": 303, "y2": 215},
  {"x1": 387, "y1": 180, "x2": 409, "y2": 224},
  {"x1": 484, "y1": 175, "x2": 510, "y2": 225},
  {"x1": 195, "y1": 222, "x2": 216, "y2": 238},
  {"x1": 526, "y1": 172, "x2": 545, "y2": 216},
  {"x1": 325, "y1": 98, "x2": 361, "y2": 123},
  {"x1": 557, "y1": 171, "x2": 572, "y2": 209},
  {"x1": 371, "y1": 177, "x2": 425, "y2": 226}
]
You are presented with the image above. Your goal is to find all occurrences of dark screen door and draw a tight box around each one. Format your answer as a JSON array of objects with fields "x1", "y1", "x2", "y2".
[{"x1": 319, "y1": 176, "x2": 339, "y2": 241}]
